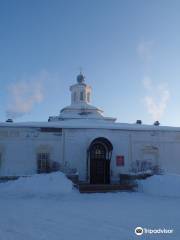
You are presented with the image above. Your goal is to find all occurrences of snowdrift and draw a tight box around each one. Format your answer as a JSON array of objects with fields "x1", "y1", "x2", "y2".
[
  {"x1": 0, "y1": 172, "x2": 73, "y2": 197},
  {"x1": 138, "y1": 174, "x2": 180, "y2": 197}
]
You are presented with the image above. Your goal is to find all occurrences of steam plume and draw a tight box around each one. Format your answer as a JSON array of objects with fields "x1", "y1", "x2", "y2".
[
  {"x1": 6, "y1": 73, "x2": 45, "y2": 119},
  {"x1": 143, "y1": 77, "x2": 170, "y2": 121}
]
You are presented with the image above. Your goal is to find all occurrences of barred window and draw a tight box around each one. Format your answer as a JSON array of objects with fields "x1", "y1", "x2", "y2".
[{"x1": 37, "y1": 152, "x2": 51, "y2": 173}]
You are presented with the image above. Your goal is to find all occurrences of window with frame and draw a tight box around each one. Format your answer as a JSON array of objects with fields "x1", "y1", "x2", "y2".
[
  {"x1": 87, "y1": 92, "x2": 90, "y2": 102},
  {"x1": 37, "y1": 152, "x2": 51, "y2": 173},
  {"x1": 73, "y1": 92, "x2": 77, "y2": 102},
  {"x1": 80, "y1": 91, "x2": 84, "y2": 101}
]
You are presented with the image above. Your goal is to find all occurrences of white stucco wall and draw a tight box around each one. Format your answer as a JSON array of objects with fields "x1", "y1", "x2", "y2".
[
  {"x1": 0, "y1": 126, "x2": 180, "y2": 181},
  {"x1": 0, "y1": 127, "x2": 62, "y2": 176},
  {"x1": 63, "y1": 128, "x2": 130, "y2": 182},
  {"x1": 63, "y1": 128, "x2": 180, "y2": 182},
  {"x1": 131, "y1": 130, "x2": 180, "y2": 174}
]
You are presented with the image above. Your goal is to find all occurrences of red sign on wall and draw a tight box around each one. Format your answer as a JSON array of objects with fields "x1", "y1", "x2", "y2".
[{"x1": 116, "y1": 156, "x2": 124, "y2": 166}]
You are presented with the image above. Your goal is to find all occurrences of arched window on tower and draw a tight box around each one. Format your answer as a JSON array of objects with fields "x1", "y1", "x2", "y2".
[
  {"x1": 73, "y1": 92, "x2": 77, "y2": 103},
  {"x1": 87, "y1": 92, "x2": 90, "y2": 102},
  {"x1": 80, "y1": 91, "x2": 84, "y2": 101}
]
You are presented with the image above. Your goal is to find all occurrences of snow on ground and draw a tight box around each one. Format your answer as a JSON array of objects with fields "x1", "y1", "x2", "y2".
[
  {"x1": 0, "y1": 173, "x2": 179, "y2": 240},
  {"x1": 138, "y1": 174, "x2": 180, "y2": 197},
  {"x1": 0, "y1": 172, "x2": 73, "y2": 197}
]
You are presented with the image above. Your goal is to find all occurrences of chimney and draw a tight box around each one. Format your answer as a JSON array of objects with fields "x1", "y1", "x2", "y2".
[
  {"x1": 136, "y1": 120, "x2": 142, "y2": 124},
  {"x1": 6, "y1": 119, "x2": 13, "y2": 123}
]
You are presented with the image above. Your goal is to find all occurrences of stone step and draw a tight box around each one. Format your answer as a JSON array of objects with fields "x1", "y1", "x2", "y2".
[{"x1": 77, "y1": 183, "x2": 136, "y2": 193}]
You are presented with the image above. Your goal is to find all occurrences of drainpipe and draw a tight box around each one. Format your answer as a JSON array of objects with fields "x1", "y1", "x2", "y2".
[
  {"x1": 129, "y1": 133, "x2": 133, "y2": 168},
  {"x1": 62, "y1": 129, "x2": 66, "y2": 172},
  {"x1": 86, "y1": 149, "x2": 89, "y2": 183}
]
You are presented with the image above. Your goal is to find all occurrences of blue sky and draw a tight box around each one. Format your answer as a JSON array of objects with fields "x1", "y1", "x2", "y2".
[{"x1": 0, "y1": 0, "x2": 180, "y2": 125}]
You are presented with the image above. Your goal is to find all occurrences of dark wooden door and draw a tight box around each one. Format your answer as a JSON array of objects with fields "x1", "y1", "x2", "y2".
[{"x1": 90, "y1": 143, "x2": 110, "y2": 184}]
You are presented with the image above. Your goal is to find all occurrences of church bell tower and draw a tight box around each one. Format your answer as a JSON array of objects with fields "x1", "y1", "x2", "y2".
[
  {"x1": 70, "y1": 72, "x2": 92, "y2": 105},
  {"x1": 48, "y1": 72, "x2": 116, "y2": 122}
]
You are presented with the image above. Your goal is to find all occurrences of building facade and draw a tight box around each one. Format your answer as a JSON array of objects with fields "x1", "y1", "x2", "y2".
[{"x1": 0, "y1": 74, "x2": 180, "y2": 183}]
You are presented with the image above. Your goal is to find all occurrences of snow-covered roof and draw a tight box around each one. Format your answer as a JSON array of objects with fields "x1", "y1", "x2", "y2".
[{"x1": 0, "y1": 119, "x2": 180, "y2": 132}]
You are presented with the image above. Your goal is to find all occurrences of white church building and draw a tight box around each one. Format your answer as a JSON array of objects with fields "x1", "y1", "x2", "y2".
[{"x1": 0, "y1": 73, "x2": 180, "y2": 184}]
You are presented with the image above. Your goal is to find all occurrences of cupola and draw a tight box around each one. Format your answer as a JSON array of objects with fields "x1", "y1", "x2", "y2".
[{"x1": 70, "y1": 73, "x2": 92, "y2": 105}]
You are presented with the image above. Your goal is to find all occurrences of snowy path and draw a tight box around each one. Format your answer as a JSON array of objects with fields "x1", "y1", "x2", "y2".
[{"x1": 0, "y1": 192, "x2": 179, "y2": 240}]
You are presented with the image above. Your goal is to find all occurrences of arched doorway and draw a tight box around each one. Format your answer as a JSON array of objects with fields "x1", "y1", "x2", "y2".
[{"x1": 88, "y1": 138, "x2": 113, "y2": 184}]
